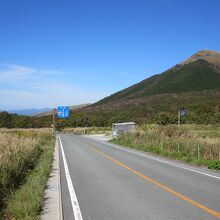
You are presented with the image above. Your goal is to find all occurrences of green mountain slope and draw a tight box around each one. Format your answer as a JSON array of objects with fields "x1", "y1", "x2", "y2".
[
  {"x1": 75, "y1": 50, "x2": 220, "y2": 125},
  {"x1": 95, "y1": 58, "x2": 220, "y2": 105}
]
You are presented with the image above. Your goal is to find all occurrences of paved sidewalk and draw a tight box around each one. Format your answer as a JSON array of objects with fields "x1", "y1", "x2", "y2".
[{"x1": 41, "y1": 137, "x2": 63, "y2": 220}]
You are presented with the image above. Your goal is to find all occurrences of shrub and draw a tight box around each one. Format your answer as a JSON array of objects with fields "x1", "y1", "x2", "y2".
[{"x1": 208, "y1": 161, "x2": 220, "y2": 170}]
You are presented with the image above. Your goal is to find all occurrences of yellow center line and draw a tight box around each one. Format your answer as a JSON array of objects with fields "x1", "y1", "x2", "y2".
[{"x1": 92, "y1": 147, "x2": 220, "y2": 219}]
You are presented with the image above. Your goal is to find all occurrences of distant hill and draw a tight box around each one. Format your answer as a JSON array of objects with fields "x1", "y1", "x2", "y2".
[
  {"x1": 7, "y1": 108, "x2": 51, "y2": 116},
  {"x1": 71, "y1": 50, "x2": 220, "y2": 125},
  {"x1": 2, "y1": 104, "x2": 91, "y2": 117},
  {"x1": 35, "y1": 104, "x2": 91, "y2": 116}
]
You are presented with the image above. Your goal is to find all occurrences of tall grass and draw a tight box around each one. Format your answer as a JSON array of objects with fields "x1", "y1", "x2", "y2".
[
  {"x1": 0, "y1": 129, "x2": 53, "y2": 213},
  {"x1": 112, "y1": 124, "x2": 220, "y2": 167},
  {"x1": 6, "y1": 134, "x2": 54, "y2": 220}
]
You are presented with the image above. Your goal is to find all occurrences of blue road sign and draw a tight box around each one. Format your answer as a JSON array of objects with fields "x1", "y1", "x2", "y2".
[
  {"x1": 57, "y1": 106, "x2": 70, "y2": 119},
  {"x1": 180, "y1": 108, "x2": 188, "y2": 117}
]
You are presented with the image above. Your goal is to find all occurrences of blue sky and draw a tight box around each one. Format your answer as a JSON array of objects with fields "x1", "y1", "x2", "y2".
[{"x1": 0, "y1": 0, "x2": 220, "y2": 110}]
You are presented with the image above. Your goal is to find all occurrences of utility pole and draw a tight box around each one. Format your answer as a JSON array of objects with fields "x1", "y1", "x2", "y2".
[
  {"x1": 178, "y1": 110, "x2": 180, "y2": 126},
  {"x1": 52, "y1": 108, "x2": 56, "y2": 136}
]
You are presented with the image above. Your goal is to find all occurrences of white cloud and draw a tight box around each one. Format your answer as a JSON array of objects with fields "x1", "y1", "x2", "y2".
[
  {"x1": 0, "y1": 84, "x2": 108, "y2": 110},
  {"x1": 0, "y1": 64, "x2": 36, "y2": 82},
  {"x1": 0, "y1": 64, "x2": 63, "y2": 83},
  {"x1": 0, "y1": 64, "x2": 109, "y2": 110}
]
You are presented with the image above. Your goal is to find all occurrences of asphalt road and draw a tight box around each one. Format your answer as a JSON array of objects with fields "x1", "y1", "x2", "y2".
[{"x1": 58, "y1": 134, "x2": 220, "y2": 220}]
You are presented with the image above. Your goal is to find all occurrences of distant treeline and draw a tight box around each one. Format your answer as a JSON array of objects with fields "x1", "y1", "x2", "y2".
[
  {"x1": 0, "y1": 111, "x2": 51, "y2": 128},
  {"x1": 62, "y1": 105, "x2": 220, "y2": 127},
  {"x1": 1, "y1": 104, "x2": 220, "y2": 129}
]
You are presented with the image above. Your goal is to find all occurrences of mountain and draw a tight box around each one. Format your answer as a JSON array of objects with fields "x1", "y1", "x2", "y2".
[
  {"x1": 90, "y1": 50, "x2": 220, "y2": 106},
  {"x1": 182, "y1": 49, "x2": 220, "y2": 68},
  {"x1": 71, "y1": 50, "x2": 220, "y2": 125}
]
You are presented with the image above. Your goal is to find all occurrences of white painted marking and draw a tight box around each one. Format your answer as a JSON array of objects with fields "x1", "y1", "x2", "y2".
[
  {"x1": 92, "y1": 139, "x2": 220, "y2": 181},
  {"x1": 58, "y1": 135, "x2": 83, "y2": 220}
]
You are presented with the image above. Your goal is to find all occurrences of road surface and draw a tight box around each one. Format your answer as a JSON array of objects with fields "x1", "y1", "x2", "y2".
[{"x1": 58, "y1": 134, "x2": 220, "y2": 220}]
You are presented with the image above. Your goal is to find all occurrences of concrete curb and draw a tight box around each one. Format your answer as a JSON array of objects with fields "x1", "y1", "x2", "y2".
[{"x1": 41, "y1": 137, "x2": 63, "y2": 220}]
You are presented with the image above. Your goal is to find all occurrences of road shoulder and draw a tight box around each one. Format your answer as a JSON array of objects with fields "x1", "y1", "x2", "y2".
[{"x1": 41, "y1": 137, "x2": 63, "y2": 220}]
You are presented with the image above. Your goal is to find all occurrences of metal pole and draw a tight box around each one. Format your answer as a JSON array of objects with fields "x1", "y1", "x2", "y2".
[
  {"x1": 219, "y1": 146, "x2": 220, "y2": 161},
  {"x1": 198, "y1": 144, "x2": 200, "y2": 161},
  {"x1": 53, "y1": 108, "x2": 56, "y2": 136},
  {"x1": 178, "y1": 110, "x2": 180, "y2": 126}
]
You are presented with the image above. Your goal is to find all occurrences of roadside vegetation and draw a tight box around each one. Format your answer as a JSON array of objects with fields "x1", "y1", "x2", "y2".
[
  {"x1": 112, "y1": 124, "x2": 220, "y2": 170},
  {"x1": 0, "y1": 129, "x2": 55, "y2": 219},
  {"x1": 0, "y1": 111, "x2": 51, "y2": 128},
  {"x1": 62, "y1": 126, "x2": 111, "y2": 135},
  {"x1": 1, "y1": 92, "x2": 220, "y2": 129}
]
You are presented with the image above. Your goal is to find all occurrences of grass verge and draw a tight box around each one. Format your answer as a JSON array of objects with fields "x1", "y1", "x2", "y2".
[
  {"x1": 1, "y1": 131, "x2": 55, "y2": 220},
  {"x1": 111, "y1": 124, "x2": 220, "y2": 170}
]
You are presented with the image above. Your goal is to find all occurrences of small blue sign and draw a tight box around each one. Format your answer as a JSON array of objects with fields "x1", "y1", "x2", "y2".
[
  {"x1": 57, "y1": 106, "x2": 70, "y2": 119},
  {"x1": 180, "y1": 108, "x2": 188, "y2": 117}
]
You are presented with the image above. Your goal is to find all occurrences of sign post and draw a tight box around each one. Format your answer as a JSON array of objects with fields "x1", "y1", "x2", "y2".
[
  {"x1": 51, "y1": 106, "x2": 70, "y2": 135},
  {"x1": 52, "y1": 108, "x2": 56, "y2": 136},
  {"x1": 178, "y1": 110, "x2": 181, "y2": 126}
]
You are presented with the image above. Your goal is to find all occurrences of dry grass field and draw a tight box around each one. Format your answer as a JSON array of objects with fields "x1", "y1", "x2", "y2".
[
  {"x1": 0, "y1": 128, "x2": 54, "y2": 219},
  {"x1": 112, "y1": 124, "x2": 220, "y2": 169}
]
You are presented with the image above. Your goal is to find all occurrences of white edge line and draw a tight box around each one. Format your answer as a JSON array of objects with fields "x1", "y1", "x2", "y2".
[
  {"x1": 57, "y1": 137, "x2": 63, "y2": 220},
  {"x1": 58, "y1": 135, "x2": 83, "y2": 220},
  {"x1": 96, "y1": 139, "x2": 220, "y2": 181}
]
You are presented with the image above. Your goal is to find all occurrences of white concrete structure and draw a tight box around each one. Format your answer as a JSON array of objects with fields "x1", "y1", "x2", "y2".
[{"x1": 112, "y1": 122, "x2": 136, "y2": 136}]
